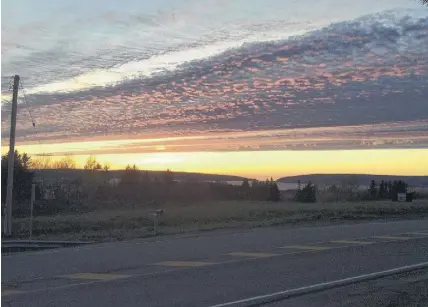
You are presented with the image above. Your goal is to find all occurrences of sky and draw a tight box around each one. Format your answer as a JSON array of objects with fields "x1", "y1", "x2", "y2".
[{"x1": 1, "y1": 0, "x2": 428, "y2": 179}]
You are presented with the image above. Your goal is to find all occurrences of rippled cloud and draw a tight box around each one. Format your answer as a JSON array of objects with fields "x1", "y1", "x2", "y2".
[{"x1": 1, "y1": 5, "x2": 428, "y2": 154}]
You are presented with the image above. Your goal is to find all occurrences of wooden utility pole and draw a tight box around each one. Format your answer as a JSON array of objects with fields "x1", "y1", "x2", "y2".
[{"x1": 4, "y1": 75, "x2": 19, "y2": 236}]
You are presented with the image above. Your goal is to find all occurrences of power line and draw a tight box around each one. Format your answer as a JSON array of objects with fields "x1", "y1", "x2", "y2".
[
  {"x1": 5, "y1": 76, "x2": 14, "y2": 91},
  {"x1": 16, "y1": 78, "x2": 75, "y2": 144},
  {"x1": 19, "y1": 80, "x2": 36, "y2": 128},
  {"x1": 19, "y1": 79, "x2": 43, "y2": 148},
  {"x1": 1, "y1": 76, "x2": 14, "y2": 91}
]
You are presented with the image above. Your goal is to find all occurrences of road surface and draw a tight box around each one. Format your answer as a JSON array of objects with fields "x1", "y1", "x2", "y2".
[{"x1": 2, "y1": 219, "x2": 428, "y2": 306}]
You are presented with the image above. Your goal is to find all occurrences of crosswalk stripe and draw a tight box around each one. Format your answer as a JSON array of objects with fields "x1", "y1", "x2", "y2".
[
  {"x1": 63, "y1": 273, "x2": 130, "y2": 280},
  {"x1": 331, "y1": 240, "x2": 374, "y2": 245},
  {"x1": 227, "y1": 252, "x2": 280, "y2": 258},
  {"x1": 282, "y1": 245, "x2": 330, "y2": 251},
  {"x1": 2, "y1": 289, "x2": 23, "y2": 296},
  {"x1": 407, "y1": 232, "x2": 428, "y2": 236},
  {"x1": 373, "y1": 236, "x2": 411, "y2": 241},
  {"x1": 152, "y1": 261, "x2": 215, "y2": 267}
]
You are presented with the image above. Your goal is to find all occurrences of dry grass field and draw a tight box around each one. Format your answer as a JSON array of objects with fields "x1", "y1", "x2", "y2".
[{"x1": 12, "y1": 199, "x2": 428, "y2": 242}]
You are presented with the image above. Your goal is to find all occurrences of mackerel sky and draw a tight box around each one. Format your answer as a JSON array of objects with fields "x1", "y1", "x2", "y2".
[{"x1": 1, "y1": 0, "x2": 427, "y2": 155}]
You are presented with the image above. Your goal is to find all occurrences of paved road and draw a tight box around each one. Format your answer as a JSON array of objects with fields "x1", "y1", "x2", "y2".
[{"x1": 2, "y1": 219, "x2": 428, "y2": 306}]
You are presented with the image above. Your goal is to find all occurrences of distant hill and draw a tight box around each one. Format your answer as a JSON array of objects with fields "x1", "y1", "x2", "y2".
[
  {"x1": 278, "y1": 174, "x2": 428, "y2": 187},
  {"x1": 34, "y1": 169, "x2": 250, "y2": 182}
]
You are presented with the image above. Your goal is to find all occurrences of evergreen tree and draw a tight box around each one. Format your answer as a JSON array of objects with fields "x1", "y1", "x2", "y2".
[
  {"x1": 378, "y1": 181, "x2": 386, "y2": 199},
  {"x1": 241, "y1": 178, "x2": 250, "y2": 189},
  {"x1": 384, "y1": 181, "x2": 389, "y2": 197},
  {"x1": 267, "y1": 181, "x2": 281, "y2": 202},
  {"x1": 391, "y1": 180, "x2": 398, "y2": 200},
  {"x1": 241, "y1": 178, "x2": 250, "y2": 200},
  {"x1": 368, "y1": 180, "x2": 377, "y2": 199},
  {"x1": 295, "y1": 182, "x2": 316, "y2": 203},
  {"x1": 391, "y1": 180, "x2": 408, "y2": 201},
  {"x1": 397, "y1": 180, "x2": 406, "y2": 193},
  {"x1": 387, "y1": 181, "x2": 393, "y2": 199}
]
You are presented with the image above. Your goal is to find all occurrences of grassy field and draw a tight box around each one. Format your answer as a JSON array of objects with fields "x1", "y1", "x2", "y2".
[{"x1": 12, "y1": 199, "x2": 428, "y2": 242}]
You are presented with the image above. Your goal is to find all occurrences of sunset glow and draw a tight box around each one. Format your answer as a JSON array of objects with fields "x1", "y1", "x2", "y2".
[
  {"x1": 3, "y1": 142, "x2": 427, "y2": 179},
  {"x1": 1, "y1": 0, "x2": 427, "y2": 179}
]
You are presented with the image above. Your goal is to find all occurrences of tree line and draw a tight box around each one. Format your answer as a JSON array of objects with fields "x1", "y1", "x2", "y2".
[
  {"x1": 295, "y1": 179, "x2": 412, "y2": 204},
  {"x1": 1, "y1": 151, "x2": 422, "y2": 217},
  {"x1": 95, "y1": 167, "x2": 282, "y2": 205},
  {"x1": 240, "y1": 178, "x2": 281, "y2": 202},
  {"x1": 368, "y1": 180, "x2": 408, "y2": 201},
  {"x1": 1, "y1": 152, "x2": 283, "y2": 217}
]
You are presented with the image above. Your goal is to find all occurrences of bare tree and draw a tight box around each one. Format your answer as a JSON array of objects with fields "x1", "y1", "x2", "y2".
[
  {"x1": 103, "y1": 163, "x2": 111, "y2": 172},
  {"x1": 30, "y1": 154, "x2": 53, "y2": 169},
  {"x1": 84, "y1": 155, "x2": 102, "y2": 171},
  {"x1": 52, "y1": 155, "x2": 77, "y2": 169}
]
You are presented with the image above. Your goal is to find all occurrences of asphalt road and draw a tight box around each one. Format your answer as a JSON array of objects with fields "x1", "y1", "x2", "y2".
[{"x1": 2, "y1": 219, "x2": 428, "y2": 306}]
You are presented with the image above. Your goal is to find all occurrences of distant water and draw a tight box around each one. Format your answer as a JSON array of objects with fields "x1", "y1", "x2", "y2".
[{"x1": 227, "y1": 181, "x2": 428, "y2": 192}]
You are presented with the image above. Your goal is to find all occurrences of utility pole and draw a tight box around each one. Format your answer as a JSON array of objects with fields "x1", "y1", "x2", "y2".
[{"x1": 4, "y1": 75, "x2": 19, "y2": 236}]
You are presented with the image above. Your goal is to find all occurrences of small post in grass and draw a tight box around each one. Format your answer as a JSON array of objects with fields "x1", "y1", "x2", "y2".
[
  {"x1": 151, "y1": 209, "x2": 164, "y2": 236},
  {"x1": 29, "y1": 183, "x2": 36, "y2": 240}
]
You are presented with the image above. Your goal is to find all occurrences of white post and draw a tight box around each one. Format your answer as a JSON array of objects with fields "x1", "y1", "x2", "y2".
[
  {"x1": 29, "y1": 183, "x2": 36, "y2": 240},
  {"x1": 153, "y1": 214, "x2": 158, "y2": 236}
]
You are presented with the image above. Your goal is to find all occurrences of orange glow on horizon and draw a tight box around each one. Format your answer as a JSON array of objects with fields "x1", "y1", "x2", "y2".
[{"x1": 3, "y1": 143, "x2": 427, "y2": 180}]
